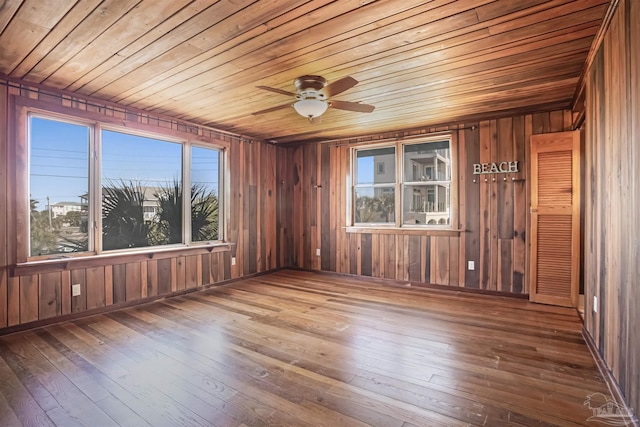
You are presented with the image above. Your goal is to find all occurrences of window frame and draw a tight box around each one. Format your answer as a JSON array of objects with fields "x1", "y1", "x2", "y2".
[
  {"x1": 21, "y1": 106, "x2": 228, "y2": 262},
  {"x1": 348, "y1": 134, "x2": 458, "y2": 232}
]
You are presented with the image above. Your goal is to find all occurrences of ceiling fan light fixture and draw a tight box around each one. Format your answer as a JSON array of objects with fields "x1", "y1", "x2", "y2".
[{"x1": 293, "y1": 98, "x2": 328, "y2": 119}]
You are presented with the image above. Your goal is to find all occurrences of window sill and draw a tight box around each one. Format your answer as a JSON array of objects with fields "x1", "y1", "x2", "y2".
[
  {"x1": 344, "y1": 226, "x2": 463, "y2": 236},
  {"x1": 12, "y1": 243, "x2": 231, "y2": 276}
]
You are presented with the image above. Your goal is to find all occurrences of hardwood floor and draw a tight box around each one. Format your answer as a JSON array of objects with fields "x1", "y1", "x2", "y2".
[{"x1": 0, "y1": 270, "x2": 612, "y2": 426}]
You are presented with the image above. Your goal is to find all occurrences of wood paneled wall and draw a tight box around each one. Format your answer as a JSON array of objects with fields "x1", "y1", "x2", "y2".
[
  {"x1": 288, "y1": 110, "x2": 572, "y2": 294},
  {"x1": 0, "y1": 80, "x2": 290, "y2": 331},
  {"x1": 584, "y1": 0, "x2": 639, "y2": 416}
]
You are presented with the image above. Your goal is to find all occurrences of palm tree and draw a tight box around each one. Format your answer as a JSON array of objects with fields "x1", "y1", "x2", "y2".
[
  {"x1": 102, "y1": 179, "x2": 149, "y2": 250},
  {"x1": 152, "y1": 180, "x2": 182, "y2": 245},
  {"x1": 191, "y1": 185, "x2": 219, "y2": 241},
  {"x1": 153, "y1": 180, "x2": 219, "y2": 244}
]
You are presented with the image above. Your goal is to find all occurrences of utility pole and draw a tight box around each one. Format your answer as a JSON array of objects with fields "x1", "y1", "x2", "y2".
[{"x1": 47, "y1": 196, "x2": 52, "y2": 228}]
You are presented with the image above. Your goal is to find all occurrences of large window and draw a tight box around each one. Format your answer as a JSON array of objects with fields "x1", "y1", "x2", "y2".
[
  {"x1": 28, "y1": 114, "x2": 224, "y2": 258},
  {"x1": 351, "y1": 136, "x2": 454, "y2": 228}
]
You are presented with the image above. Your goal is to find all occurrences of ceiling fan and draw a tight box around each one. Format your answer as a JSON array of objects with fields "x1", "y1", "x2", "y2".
[{"x1": 253, "y1": 75, "x2": 375, "y2": 122}]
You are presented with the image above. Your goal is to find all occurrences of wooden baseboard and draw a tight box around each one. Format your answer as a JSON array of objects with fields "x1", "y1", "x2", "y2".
[
  {"x1": 582, "y1": 327, "x2": 639, "y2": 427},
  {"x1": 289, "y1": 267, "x2": 529, "y2": 299},
  {"x1": 0, "y1": 267, "x2": 284, "y2": 337}
]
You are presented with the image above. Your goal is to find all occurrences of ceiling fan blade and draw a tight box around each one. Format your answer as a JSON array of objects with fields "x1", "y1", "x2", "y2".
[
  {"x1": 330, "y1": 100, "x2": 375, "y2": 113},
  {"x1": 323, "y1": 76, "x2": 358, "y2": 97},
  {"x1": 256, "y1": 85, "x2": 295, "y2": 96},
  {"x1": 252, "y1": 103, "x2": 292, "y2": 115}
]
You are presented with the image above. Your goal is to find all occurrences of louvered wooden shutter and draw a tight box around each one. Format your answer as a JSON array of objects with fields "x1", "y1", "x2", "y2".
[{"x1": 529, "y1": 131, "x2": 580, "y2": 307}]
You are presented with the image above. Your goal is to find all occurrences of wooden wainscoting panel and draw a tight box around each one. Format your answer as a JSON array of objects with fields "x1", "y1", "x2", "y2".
[
  {"x1": 39, "y1": 272, "x2": 61, "y2": 320},
  {"x1": 70, "y1": 269, "x2": 86, "y2": 314},
  {"x1": 86, "y1": 267, "x2": 105, "y2": 310},
  {"x1": 19, "y1": 275, "x2": 38, "y2": 324}
]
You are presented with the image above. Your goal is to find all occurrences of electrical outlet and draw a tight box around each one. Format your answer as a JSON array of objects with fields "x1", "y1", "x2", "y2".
[
  {"x1": 316, "y1": 248, "x2": 321, "y2": 257},
  {"x1": 593, "y1": 295, "x2": 598, "y2": 313},
  {"x1": 72, "y1": 284, "x2": 81, "y2": 297},
  {"x1": 231, "y1": 257, "x2": 236, "y2": 266},
  {"x1": 468, "y1": 261, "x2": 475, "y2": 270}
]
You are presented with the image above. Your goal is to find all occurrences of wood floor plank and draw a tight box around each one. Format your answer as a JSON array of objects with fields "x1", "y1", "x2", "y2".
[
  {"x1": 0, "y1": 270, "x2": 613, "y2": 426},
  {"x1": 2, "y1": 334, "x2": 118, "y2": 426},
  {"x1": 0, "y1": 354, "x2": 54, "y2": 427}
]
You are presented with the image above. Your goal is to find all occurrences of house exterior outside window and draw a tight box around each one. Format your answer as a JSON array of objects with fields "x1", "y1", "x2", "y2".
[{"x1": 350, "y1": 135, "x2": 455, "y2": 229}]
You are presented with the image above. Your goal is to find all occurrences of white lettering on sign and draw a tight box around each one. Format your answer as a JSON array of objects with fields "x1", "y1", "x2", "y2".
[{"x1": 472, "y1": 161, "x2": 519, "y2": 174}]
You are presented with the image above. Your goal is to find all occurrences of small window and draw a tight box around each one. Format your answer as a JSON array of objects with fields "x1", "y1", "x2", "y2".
[
  {"x1": 350, "y1": 136, "x2": 455, "y2": 228},
  {"x1": 354, "y1": 147, "x2": 395, "y2": 224}
]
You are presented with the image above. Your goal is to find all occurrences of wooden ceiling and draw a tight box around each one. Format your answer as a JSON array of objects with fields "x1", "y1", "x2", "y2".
[{"x1": 0, "y1": 0, "x2": 609, "y2": 144}]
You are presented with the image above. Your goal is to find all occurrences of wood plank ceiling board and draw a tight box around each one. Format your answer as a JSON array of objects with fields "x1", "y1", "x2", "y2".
[{"x1": 0, "y1": 0, "x2": 610, "y2": 143}]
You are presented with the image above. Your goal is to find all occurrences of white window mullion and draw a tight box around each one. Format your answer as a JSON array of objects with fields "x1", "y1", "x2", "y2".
[
  {"x1": 220, "y1": 148, "x2": 228, "y2": 242},
  {"x1": 183, "y1": 143, "x2": 192, "y2": 245},
  {"x1": 93, "y1": 124, "x2": 102, "y2": 254},
  {"x1": 395, "y1": 142, "x2": 403, "y2": 228}
]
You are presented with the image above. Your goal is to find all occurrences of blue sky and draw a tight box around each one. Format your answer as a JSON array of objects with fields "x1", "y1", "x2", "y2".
[{"x1": 29, "y1": 116, "x2": 219, "y2": 210}]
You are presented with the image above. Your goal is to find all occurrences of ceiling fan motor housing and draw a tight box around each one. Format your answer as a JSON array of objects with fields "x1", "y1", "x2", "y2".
[{"x1": 294, "y1": 75, "x2": 328, "y2": 101}]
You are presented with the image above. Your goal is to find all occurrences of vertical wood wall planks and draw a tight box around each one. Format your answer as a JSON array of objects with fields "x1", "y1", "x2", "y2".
[
  {"x1": 0, "y1": 271, "x2": 7, "y2": 329},
  {"x1": 512, "y1": 116, "x2": 526, "y2": 294},
  {"x1": 139, "y1": 260, "x2": 148, "y2": 298},
  {"x1": 320, "y1": 144, "x2": 331, "y2": 271},
  {"x1": 70, "y1": 269, "x2": 86, "y2": 313},
  {"x1": 60, "y1": 270, "x2": 71, "y2": 315},
  {"x1": 582, "y1": 0, "x2": 640, "y2": 415},
  {"x1": 104, "y1": 266, "x2": 113, "y2": 306},
  {"x1": 371, "y1": 234, "x2": 380, "y2": 278},
  {"x1": 0, "y1": 83, "x2": 6, "y2": 329},
  {"x1": 479, "y1": 121, "x2": 492, "y2": 290},
  {"x1": 288, "y1": 111, "x2": 572, "y2": 294},
  {"x1": 125, "y1": 262, "x2": 141, "y2": 302},
  {"x1": 360, "y1": 234, "x2": 372, "y2": 277},
  {"x1": 185, "y1": 255, "x2": 197, "y2": 289},
  {"x1": 464, "y1": 124, "x2": 481, "y2": 289},
  {"x1": 7, "y1": 277, "x2": 19, "y2": 326},
  {"x1": 456, "y1": 125, "x2": 466, "y2": 288},
  {"x1": 496, "y1": 118, "x2": 514, "y2": 240},
  {"x1": 19, "y1": 275, "x2": 38, "y2": 324},
  {"x1": 146, "y1": 259, "x2": 158, "y2": 297},
  {"x1": 628, "y1": 0, "x2": 640, "y2": 410},
  {"x1": 449, "y1": 237, "x2": 459, "y2": 287},
  {"x1": 112, "y1": 264, "x2": 126, "y2": 304},
  {"x1": 38, "y1": 272, "x2": 60, "y2": 320},
  {"x1": 157, "y1": 258, "x2": 171, "y2": 294},
  {"x1": 173, "y1": 256, "x2": 186, "y2": 291},
  {"x1": 86, "y1": 267, "x2": 105, "y2": 310},
  {"x1": 170, "y1": 258, "x2": 178, "y2": 292}
]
